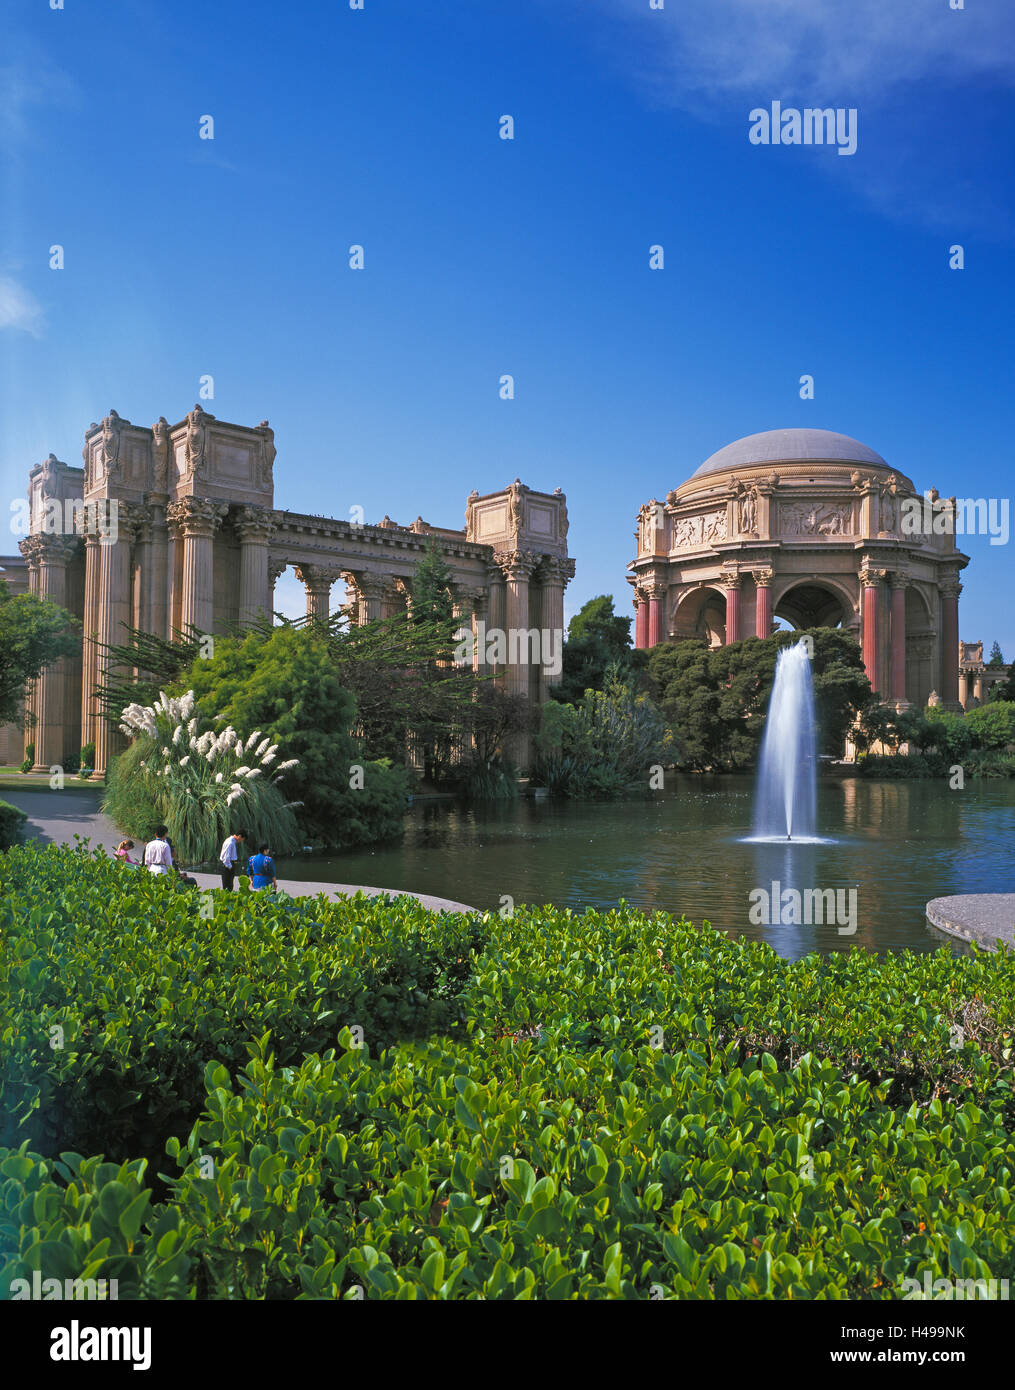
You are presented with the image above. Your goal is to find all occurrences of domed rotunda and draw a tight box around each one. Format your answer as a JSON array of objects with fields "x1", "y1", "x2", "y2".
[{"x1": 628, "y1": 428, "x2": 968, "y2": 709}]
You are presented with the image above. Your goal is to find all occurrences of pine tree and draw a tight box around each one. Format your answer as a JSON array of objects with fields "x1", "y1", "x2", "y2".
[
  {"x1": 411, "y1": 536, "x2": 455, "y2": 624},
  {"x1": 988, "y1": 640, "x2": 1004, "y2": 666}
]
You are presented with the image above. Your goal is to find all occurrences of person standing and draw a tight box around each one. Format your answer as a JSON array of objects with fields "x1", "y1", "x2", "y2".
[
  {"x1": 219, "y1": 829, "x2": 245, "y2": 890},
  {"x1": 144, "y1": 826, "x2": 173, "y2": 876},
  {"x1": 247, "y1": 843, "x2": 277, "y2": 892}
]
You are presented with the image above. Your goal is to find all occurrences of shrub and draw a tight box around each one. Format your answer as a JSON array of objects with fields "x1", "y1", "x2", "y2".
[
  {"x1": 0, "y1": 798, "x2": 28, "y2": 849},
  {"x1": 965, "y1": 700, "x2": 1015, "y2": 751},
  {"x1": 79, "y1": 741, "x2": 95, "y2": 779},
  {"x1": 4, "y1": 862, "x2": 1014, "y2": 1300},
  {"x1": 19, "y1": 743, "x2": 34, "y2": 774},
  {"x1": 0, "y1": 842, "x2": 486, "y2": 1167},
  {"x1": 102, "y1": 691, "x2": 301, "y2": 863},
  {"x1": 531, "y1": 670, "x2": 670, "y2": 796}
]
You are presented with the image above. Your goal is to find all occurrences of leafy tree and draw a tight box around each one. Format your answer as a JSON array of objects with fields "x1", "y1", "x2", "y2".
[
  {"x1": 964, "y1": 700, "x2": 1015, "y2": 750},
  {"x1": 988, "y1": 640, "x2": 1005, "y2": 666},
  {"x1": 411, "y1": 536, "x2": 455, "y2": 626},
  {"x1": 0, "y1": 578, "x2": 80, "y2": 730},
  {"x1": 647, "y1": 628, "x2": 872, "y2": 770},
  {"x1": 922, "y1": 705, "x2": 975, "y2": 762},
  {"x1": 553, "y1": 594, "x2": 647, "y2": 705},
  {"x1": 180, "y1": 624, "x2": 409, "y2": 847}
]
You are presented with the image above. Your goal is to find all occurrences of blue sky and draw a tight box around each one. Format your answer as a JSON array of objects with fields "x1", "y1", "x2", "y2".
[{"x1": 2, "y1": 0, "x2": 1014, "y2": 648}]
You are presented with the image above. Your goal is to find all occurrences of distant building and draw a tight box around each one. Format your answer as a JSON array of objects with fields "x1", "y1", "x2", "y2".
[
  {"x1": 628, "y1": 427, "x2": 996, "y2": 710},
  {"x1": 1, "y1": 408, "x2": 573, "y2": 773}
]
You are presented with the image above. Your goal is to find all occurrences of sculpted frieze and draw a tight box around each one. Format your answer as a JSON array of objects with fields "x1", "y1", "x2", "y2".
[{"x1": 778, "y1": 499, "x2": 853, "y2": 538}]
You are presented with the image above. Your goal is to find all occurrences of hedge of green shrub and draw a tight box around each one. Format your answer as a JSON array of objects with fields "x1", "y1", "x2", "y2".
[
  {"x1": 0, "y1": 842, "x2": 485, "y2": 1167},
  {"x1": 0, "y1": 798, "x2": 28, "y2": 849},
  {"x1": 2, "y1": 844, "x2": 1013, "y2": 1299}
]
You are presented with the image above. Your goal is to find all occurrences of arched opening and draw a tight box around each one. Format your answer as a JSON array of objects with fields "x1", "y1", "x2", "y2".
[
  {"x1": 904, "y1": 585, "x2": 936, "y2": 709},
  {"x1": 672, "y1": 586, "x2": 727, "y2": 647},
  {"x1": 773, "y1": 581, "x2": 851, "y2": 632}
]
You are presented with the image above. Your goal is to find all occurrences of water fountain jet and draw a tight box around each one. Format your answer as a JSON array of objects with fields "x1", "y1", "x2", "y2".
[{"x1": 753, "y1": 641, "x2": 818, "y2": 842}]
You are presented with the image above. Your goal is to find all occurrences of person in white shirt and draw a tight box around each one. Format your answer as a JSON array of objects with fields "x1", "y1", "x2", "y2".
[
  {"x1": 219, "y1": 829, "x2": 246, "y2": 890},
  {"x1": 144, "y1": 827, "x2": 174, "y2": 876}
]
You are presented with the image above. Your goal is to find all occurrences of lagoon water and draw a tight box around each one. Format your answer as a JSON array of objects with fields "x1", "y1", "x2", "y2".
[{"x1": 277, "y1": 774, "x2": 1015, "y2": 960}]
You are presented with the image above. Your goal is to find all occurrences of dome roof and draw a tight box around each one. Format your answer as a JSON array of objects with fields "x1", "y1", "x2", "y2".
[{"x1": 690, "y1": 428, "x2": 886, "y2": 479}]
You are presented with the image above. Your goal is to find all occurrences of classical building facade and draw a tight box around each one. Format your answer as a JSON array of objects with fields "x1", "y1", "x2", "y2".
[
  {"x1": 1, "y1": 407, "x2": 573, "y2": 773},
  {"x1": 628, "y1": 429, "x2": 975, "y2": 710}
]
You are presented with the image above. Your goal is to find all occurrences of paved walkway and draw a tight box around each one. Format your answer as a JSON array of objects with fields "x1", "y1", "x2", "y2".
[
  {"x1": 1, "y1": 785, "x2": 476, "y2": 915},
  {"x1": 925, "y1": 895, "x2": 1015, "y2": 951}
]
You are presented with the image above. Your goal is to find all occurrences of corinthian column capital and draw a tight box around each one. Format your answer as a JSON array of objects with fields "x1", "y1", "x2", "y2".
[
  {"x1": 235, "y1": 504, "x2": 277, "y2": 545},
  {"x1": 167, "y1": 496, "x2": 228, "y2": 540},
  {"x1": 493, "y1": 548, "x2": 540, "y2": 581},
  {"x1": 19, "y1": 533, "x2": 78, "y2": 568}
]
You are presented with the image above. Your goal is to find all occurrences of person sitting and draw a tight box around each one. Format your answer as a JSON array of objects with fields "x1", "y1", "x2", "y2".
[
  {"x1": 143, "y1": 826, "x2": 173, "y2": 876},
  {"x1": 248, "y1": 843, "x2": 277, "y2": 892},
  {"x1": 113, "y1": 839, "x2": 138, "y2": 866}
]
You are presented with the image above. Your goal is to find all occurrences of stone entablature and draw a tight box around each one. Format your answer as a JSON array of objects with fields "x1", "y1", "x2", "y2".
[
  {"x1": 628, "y1": 430, "x2": 970, "y2": 711},
  {"x1": 3, "y1": 410, "x2": 573, "y2": 773}
]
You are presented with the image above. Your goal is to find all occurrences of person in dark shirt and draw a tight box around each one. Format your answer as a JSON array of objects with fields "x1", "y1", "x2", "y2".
[{"x1": 248, "y1": 843, "x2": 277, "y2": 892}]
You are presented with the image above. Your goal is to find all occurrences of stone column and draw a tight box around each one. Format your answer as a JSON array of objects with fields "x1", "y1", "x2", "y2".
[
  {"x1": 93, "y1": 510, "x2": 141, "y2": 775},
  {"x1": 646, "y1": 585, "x2": 665, "y2": 648},
  {"x1": 235, "y1": 505, "x2": 276, "y2": 626},
  {"x1": 940, "y1": 579, "x2": 961, "y2": 709},
  {"x1": 538, "y1": 557, "x2": 573, "y2": 698},
  {"x1": 500, "y1": 550, "x2": 539, "y2": 700},
  {"x1": 753, "y1": 569, "x2": 773, "y2": 639},
  {"x1": 469, "y1": 585, "x2": 490, "y2": 671},
  {"x1": 634, "y1": 588, "x2": 648, "y2": 649},
  {"x1": 958, "y1": 672, "x2": 970, "y2": 708},
  {"x1": 166, "y1": 498, "x2": 227, "y2": 637},
  {"x1": 132, "y1": 509, "x2": 155, "y2": 634},
  {"x1": 723, "y1": 571, "x2": 742, "y2": 644},
  {"x1": 356, "y1": 573, "x2": 386, "y2": 625},
  {"x1": 79, "y1": 532, "x2": 103, "y2": 757},
  {"x1": 147, "y1": 499, "x2": 169, "y2": 640},
  {"x1": 973, "y1": 673, "x2": 984, "y2": 703},
  {"x1": 889, "y1": 576, "x2": 909, "y2": 706},
  {"x1": 486, "y1": 561, "x2": 508, "y2": 677},
  {"x1": 268, "y1": 556, "x2": 288, "y2": 613},
  {"x1": 295, "y1": 563, "x2": 339, "y2": 622},
  {"x1": 860, "y1": 566, "x2": 887, "y2": 696},
  {"x1": 19, "y1": 536, "x2": 76, "y2": 770}
]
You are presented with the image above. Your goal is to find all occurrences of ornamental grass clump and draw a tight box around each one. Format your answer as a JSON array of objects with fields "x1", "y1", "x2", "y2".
[{"x1": 103, "y1": 690, "x2": 301, "y2": 863}]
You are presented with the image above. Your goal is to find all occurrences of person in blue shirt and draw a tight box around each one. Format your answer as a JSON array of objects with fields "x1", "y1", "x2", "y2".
[{"x1": 248, "y1": 843, "x2": 277, "y2": 892}]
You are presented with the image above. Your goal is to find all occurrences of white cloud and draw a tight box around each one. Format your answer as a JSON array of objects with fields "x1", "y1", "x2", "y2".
[
  {"x1": 0, "y1": 277, "x2": 44, "y2": 338},
  {"x1": 596, "y1": 0, "x2": 1015, "y2": 103}
]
